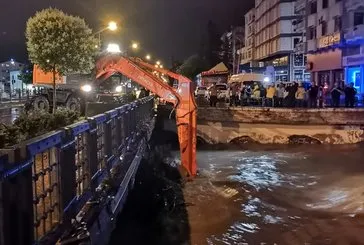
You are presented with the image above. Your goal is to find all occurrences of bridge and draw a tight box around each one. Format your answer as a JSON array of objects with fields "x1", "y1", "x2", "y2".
[{"x1": 0, "y1": 97, "x2": 155, "y2": 245}]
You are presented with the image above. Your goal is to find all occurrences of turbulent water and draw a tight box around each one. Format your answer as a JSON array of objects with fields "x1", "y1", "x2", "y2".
[{"x1": 184, "y1": 145, "x2": 364, "y2": 245}]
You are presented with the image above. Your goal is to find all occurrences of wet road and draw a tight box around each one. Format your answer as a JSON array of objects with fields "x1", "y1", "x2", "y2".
[
  {"x1": 184, "y1": 145, "x2": 364, "y2": 245},
  {"x1": 0, "y1": 106, "x2": 22, "y2": 124}
]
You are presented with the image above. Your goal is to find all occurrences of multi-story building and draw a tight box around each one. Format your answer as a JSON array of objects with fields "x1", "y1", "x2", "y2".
[
  {"x1": 253, "y1": 0, "x2": 303, "y2": 82},
  {"x1": 305, "y1": 0, "x2": 344, "y2": 88},
  {"x1": 342, "y1": 0, "x2": 364, "y2": 95},
  {"x1": 0, "y1": 59, "x2": 24, "y2": 92},
  {"x1": 293, "y1": 0, "x2": 311, "y2": 82},
  {"x1": 238, "y1": 9, "x2": 256, "y2": 73}
]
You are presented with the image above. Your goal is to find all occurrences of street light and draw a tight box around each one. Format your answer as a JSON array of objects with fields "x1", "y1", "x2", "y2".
[
  {"x1": 95, "y1": 21, "x2": 118, "y2": 48},
  {"x1": 145, "y1": 54, "x2": 151, "y2": 60},
  {"x1": 107, "y1": 21, "x2": 117, "y2": 31},
  {"x1": 132, "y1": 42, "x2": 139, "y2": 50}
]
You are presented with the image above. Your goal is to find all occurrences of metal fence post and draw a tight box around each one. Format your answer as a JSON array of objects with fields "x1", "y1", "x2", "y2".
[
  {"x1": 87, "y1": 118, "x2": 100, "y2": 192},
  {"x1": 104, "y1": 113, "x2": 112, "y2": 159},
  {"x1": 59, "y1": 133, "x2": 77, "y2": 218},
  {"x1": 0, "y1": 151, "x2": 34, "y2": 245}
]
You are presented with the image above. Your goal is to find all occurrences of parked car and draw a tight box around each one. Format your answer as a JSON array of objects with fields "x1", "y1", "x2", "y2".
[{"x1": 195, "y1": 86, "x2": 208, "y2": 97}]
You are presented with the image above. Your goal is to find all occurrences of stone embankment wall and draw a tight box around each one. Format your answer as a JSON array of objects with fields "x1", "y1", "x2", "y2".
[{"x1": 197, "y1": 107, "x2": 364, "y2": 144}]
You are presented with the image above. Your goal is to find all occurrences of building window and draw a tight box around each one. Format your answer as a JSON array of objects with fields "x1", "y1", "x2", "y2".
[
  {"x1": 293, "y1": 38, "x2": 300, "y2": 49},
  {"x1": 294, "y1": 54, "x2": 304, "y2": 67},
  {"x1": 309, "y1": 1, "x2": 317, "y2": 14},
  {"x1": 294, "y1": 70, "x2": 304, "y2": 81},
  {"x1": 334, "y1": 16, "x2": 341, "y2": 32},
  {"x1": 354, "y1": 13, "x2": 364, "y2": 26},
  {"x1": 308, "y1": 26, "x2": 316, "y2": 40},
  {"x1": 321, "y1": 21, "x2": 327, "y2": 36},
  {"x1": 322, "y1": 0, "x2": 328, "y2": 9}
]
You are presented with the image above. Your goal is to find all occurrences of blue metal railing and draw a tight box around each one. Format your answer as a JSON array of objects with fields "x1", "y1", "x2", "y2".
[{"x1": 0, "y1": 96, "x2": 155, "y2": 245}]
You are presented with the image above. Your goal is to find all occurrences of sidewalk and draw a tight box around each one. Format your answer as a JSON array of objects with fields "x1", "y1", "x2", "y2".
[{"x1": 0, "y1": 100, "x2": 24, "y2": 109}]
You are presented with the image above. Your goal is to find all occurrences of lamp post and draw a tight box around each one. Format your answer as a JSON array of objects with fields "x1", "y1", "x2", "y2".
[{"x1": 95, "y1": 21, "x2": 118, "y2": 48}]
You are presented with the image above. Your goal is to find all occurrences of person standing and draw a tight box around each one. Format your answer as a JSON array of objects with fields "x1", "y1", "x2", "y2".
[
  {"x1": 209, "y1": 84, "x2": 218, "y2": 107},
  {"x1": 286, "y1": 82, "x2": 297, "y2": 107},
  {"x1": 344, "y1": 82, "x2": 357, "y2": 108},
  {"x1": 276, "y1": 83, "x2": 285, "y2": 107},
  {"x1": 308, "y1": 83, "x2": 319, "y2": 108},
  {"x1": 331, "y1": 83, "x2": 342, "y2": 108},
  {"x1": 230, "y1": 83, "x2": 239, "y2": 107},
  {"x1": 266, "y1": 84, "x2": 276, "y2": 107},
  {"x1": 295, "y1": 83, "x2": 306, "y2": 107}
]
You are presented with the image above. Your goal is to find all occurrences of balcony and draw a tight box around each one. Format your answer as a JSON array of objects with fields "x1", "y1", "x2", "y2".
[
  {"x1": 344, "y1": 25, "x2": 364, "y2": 42},
  {"x1": 345, "y1": 0, "x2": 364, "y2": 12}
]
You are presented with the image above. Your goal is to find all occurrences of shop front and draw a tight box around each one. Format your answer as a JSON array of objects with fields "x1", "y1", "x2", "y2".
[
  {"x1": 307, "y1": 48, "x2": 343, "y2": 88},
  {"x1": 343, "y1": 53, "x2": 364, "y2": 95}
]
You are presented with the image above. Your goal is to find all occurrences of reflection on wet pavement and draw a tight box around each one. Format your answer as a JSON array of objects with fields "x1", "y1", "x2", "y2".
[{"x1": 184, "y1": 145, "x2": 364, "y2": 245}]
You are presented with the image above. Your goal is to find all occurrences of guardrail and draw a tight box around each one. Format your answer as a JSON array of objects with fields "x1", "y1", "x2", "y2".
[{"x1": 0, "y1": 96, "x2": 155, "y2": 245}]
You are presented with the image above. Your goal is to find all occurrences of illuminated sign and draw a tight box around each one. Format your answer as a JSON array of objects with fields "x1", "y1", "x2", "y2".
[
  {"x1": 343, "y1": 54, "x2": 364, "y2": 66},
  {"x1": 318, "y1": 32, "x2": 341, "y2": 48}
]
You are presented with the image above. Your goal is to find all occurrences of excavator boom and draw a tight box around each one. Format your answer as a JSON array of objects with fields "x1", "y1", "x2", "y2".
[{"x1": 96, "y1": 55, "x2": 197, "y2": 177}]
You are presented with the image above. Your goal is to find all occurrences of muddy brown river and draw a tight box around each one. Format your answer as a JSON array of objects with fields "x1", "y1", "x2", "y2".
[
  {"x1": 110, "y1": 144, "x2": 364, "y2": 245},
  {"x1": 185, "y1": 145, "x2": 364, "y2": 245}
]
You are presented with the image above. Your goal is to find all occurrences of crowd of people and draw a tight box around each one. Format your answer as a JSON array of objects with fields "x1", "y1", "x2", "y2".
[{"x1": 207, "y1": 81, "x2": 358, "y2": 108}]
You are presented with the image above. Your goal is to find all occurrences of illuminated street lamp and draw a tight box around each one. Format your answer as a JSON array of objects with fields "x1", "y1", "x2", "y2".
[
  {"x1": 107, "y1": 21, "x2": 117, "y2": 31},
  {"x1": 131, "y1": 42, "x2": 139, "y2": 50},
  {"x1": 95, "y1": 21, "x2": 118, "y2": 48},
  {"x1": 160, "y1": 65, "x2": 163, "y2": 69},
  {"x1": 145, "y1": 54, "x2": 151, "y2": 60},
  {"x1": 156, "y1": 61, "x2": 161, "y2": 66}
]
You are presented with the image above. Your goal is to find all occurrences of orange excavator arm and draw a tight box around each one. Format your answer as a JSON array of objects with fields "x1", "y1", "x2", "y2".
[{"x1": 96, "y1": 55, "x2": 197, "y2": 177}]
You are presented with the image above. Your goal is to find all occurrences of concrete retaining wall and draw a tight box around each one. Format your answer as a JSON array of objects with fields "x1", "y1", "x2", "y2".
[
  {"x1": 196, "y1": 107, "x2": 364, "y2": 144},
  {"x1": 197, "y1": 107, "x2": 364, "y2": 125}
]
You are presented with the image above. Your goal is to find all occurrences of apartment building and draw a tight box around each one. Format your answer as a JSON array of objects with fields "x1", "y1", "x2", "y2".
[
  {"x1": 238, "y1": 9, "x2": 255, "y2": 73},
  {"x1": 293, "y1": 0, "x2": 311, "y2": 82},
  {"x1": 342, "y1": 0, "x2": 364, "y2": 95},
  {"x1": 253, "y1": 0, "x2": 303, "y2": 82},
  {"x1": 305, "y1": 0, "x2": 344, "y2": 88}
]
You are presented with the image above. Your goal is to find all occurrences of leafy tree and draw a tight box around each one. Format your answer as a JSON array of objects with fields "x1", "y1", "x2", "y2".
[
  {"x1": 26, "y1": 8, "x2": 98, "y2": 113},
  {"x1": 177, "y1": 55, "x2": 209, "y2": 80}
]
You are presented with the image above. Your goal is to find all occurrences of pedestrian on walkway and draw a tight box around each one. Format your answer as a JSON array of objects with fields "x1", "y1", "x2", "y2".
[
  {"x1": 266, "y1": 84, "x2": 276, "y2": 107},
  {"x1": 331, "y1": 83, "x2": 342, "y2": 108},
  {"x1": 276, "y1": 83, "x2": 285, "y2": 107},
  {"x1": 308, "y1": 83, "x2": 319, "y2": 108},
  {"x1": 209, "y1": 84, "x2": 218, "y2": 107},
  {"x1": 344, "y1": 82, "x2": 357, "y2": 108},
  {"x1": 295, "y1": 83, "x2": 306, "y2": 107}
]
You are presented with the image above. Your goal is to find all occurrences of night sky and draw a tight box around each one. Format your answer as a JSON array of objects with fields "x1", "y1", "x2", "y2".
[{"x1": 0, "y1": 0, "x2": 254, "y2": 65}]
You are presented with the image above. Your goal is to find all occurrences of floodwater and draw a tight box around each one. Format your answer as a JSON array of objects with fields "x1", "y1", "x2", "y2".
[{"x1": 185, "y1": 145, "x2": 364, "y2": 245}]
